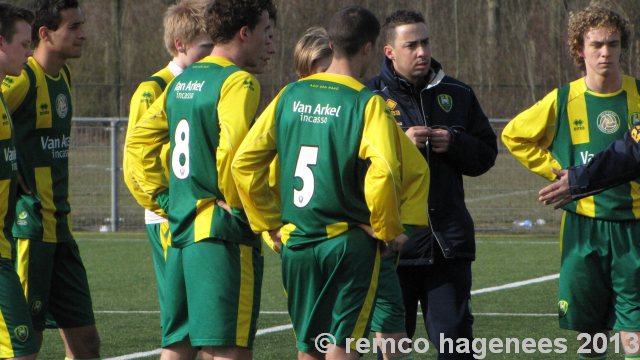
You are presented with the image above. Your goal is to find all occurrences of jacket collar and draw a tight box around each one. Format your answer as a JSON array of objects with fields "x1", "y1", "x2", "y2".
[{"x1": 379, "y1": 56, "x2": 446, "y2": 92}]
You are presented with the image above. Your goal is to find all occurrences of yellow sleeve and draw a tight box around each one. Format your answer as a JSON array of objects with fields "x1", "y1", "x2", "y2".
[
  {"x1": 1, "y1": 70, "x2": 30, "y2": 113},
  {"x1": 397, "y1": 126, "x2": 429, "y2": 226},
  {"x1": 359, "y1": 95, "x2": 404, "y2": 241},
  {"x1": 123, "y1": 91, "x2": 170, "y2": 214},
  {"x1": 232, "y1": 88, "x2": 286, "y2": 233},
  {"x1": 123, "y1": 81, "x2": 168, "y2": 217},
  {"x1": 501, "y1": 89, "x2": 562, "y2": 181},
  {"x1": 217, "y1": 71, "x2": 261, "y2": 208}
]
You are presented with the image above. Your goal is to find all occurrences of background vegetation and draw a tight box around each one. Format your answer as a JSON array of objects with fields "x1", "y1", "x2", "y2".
[{"x1": 11, "y1": 0, "x2": 640, "y2": 118}]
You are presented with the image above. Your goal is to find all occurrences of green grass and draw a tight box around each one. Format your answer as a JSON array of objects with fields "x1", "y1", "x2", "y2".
[{"x1": 36, "y1": 233, "x2": 626, "y2": 359}]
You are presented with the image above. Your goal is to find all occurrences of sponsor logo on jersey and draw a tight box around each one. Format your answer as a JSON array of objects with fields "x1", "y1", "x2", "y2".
[
  {"x1": 572, "y1": 119, "x2": 586, "y2": 131},
  {"x1": 558, "y1": 300, "x2": 569, "y2": 318},
  {"x1": 2, "y1": 77, "x2": 13, "y2": 88},
  {"x1": 597, "y1": 111, "x2": 620, "y2": 134},
  {"x1": 39, "y1": 103, "x2": 50, "y2": 117},
  {"x1": 14, "y1": 325, "x2": 29, "y2": 342},
  {"x1": 141, "y1": 92, "x2": 153, "y2": 106},
  {"x1": 385, "y1": 98, "x2": 401, "y2": 117},
  {"x1": 630, "y1": 112, "x2": 640, "y2": 125},
  {"x1": 632, "y1": 125, "x2": 640, "y2": 143},
  {"x1": 292, "y1": 100, "x2": 341, "y2": 125},
  {"x1": 174, "y1": 80, "x2": 206, "y2": 100},
  {"x1": 17, "y1": 210, "x2": 28, "y2": 225},
  {"x1": 437, "y1": 94, "x2": 453, "y2": 112},
  {"x1": 56, "y1": 94, "x2": 69, "y2": 118}
]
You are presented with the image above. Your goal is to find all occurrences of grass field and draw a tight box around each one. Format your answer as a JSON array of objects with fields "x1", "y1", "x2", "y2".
[{"x1": 36, "y1": 232, "x2": 627, "y2": 359}]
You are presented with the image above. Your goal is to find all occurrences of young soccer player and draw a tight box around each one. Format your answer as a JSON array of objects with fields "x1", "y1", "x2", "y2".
[
  {"x1": 502, "y1": 5, "x2": 640, "y2": 359},
  {"x1": 125, "y1": 0, "x2": 276, "y2": 358},
  {"x1": 232, "y1": 6, "x2": 427, "y2": 359},
  {"x1": 1, "y1": 0, "x2": 101, "y2": 358},
  {"x1": 122, "y1": 0, "x2": 212, "y2": 344},
  {"x1": 0, "y1": 3, "x2": 38, "y2": 359}
]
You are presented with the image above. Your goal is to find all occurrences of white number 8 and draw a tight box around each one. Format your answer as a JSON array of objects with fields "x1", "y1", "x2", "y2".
[
  {"x1": 293, "y1": 146, "x2": 318, "y2": 208},
  {"x1": 172, "y1": 119, "x2": 190, "y2": 179}
]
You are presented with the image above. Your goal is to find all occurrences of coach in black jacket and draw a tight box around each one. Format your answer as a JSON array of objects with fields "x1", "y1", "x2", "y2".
[{"x1": 367, "y1": 10, "x2": 497, "y2": 359}]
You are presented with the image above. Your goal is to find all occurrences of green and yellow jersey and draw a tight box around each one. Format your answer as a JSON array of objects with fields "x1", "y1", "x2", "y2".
[
  {"x1": 125, "y1": 56, "x2": 260, "y2": 248},
  {"x1": 1, "y1": 56, "x2": 73, "y2": 243},
  {"x1": 232, "y1": 72, "x2": 407, "y2": 247},
  {"x1": 0, "y1": 93, "x2": 17, "y2": 259},
  {"x1": 124, "y1": 62, "x2": 181, "y2": 222},
  {"x1": 502, "y1": 75, "x2": 640, "y2": 220}
]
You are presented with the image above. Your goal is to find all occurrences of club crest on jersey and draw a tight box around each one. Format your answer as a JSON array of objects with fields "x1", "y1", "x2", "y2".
[
  {"x1": 437, "y1": 94, "x2": 453, "y2": 112},
  {"x1": 596, "y1": 111, "x2": 620, "y2": 134},
  {"x1": 14, "y1": 325, "x2": 29, "y2": 342},
  {"x1": 558, "y1": 300, "x2": 569, "y2": 318},
  {"x1": 56, "y1": 94, "x2": 69, "y2": 118}
]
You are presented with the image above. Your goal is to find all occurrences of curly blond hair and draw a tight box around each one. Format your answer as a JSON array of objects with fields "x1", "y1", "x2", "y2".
[{"x1": 567, "y1": 5, "x2": 631, "y2": 72}]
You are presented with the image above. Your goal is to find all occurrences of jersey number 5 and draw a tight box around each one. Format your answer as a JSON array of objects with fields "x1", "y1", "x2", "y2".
[
  {"x1": 172, "y1": 119, "x2": 190, "y2": 179},
  {"x1": 293, "y1": 146, "x2": 318, "y2": 208}
]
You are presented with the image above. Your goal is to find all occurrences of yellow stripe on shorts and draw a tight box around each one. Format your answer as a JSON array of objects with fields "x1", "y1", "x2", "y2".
[
  {"x1": 0, "y1": 308, "x2": 15, "y2": 358},
  {"x1": 350, "y1": 245, "x2": 381, "y2": 345},
  {"x1": 16, "y1": 239, "x2": 29, "y2": 299},
  {"x1": 236, "y1": 244, "x2": 254, "y2": 347}
]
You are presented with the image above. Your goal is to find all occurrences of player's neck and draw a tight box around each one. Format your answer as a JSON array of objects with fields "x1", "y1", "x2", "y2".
[
  {"x1": 326, "y1": 56, "x2": 366, "y2": 81},
  {"x1": 584, "y1": 71, "x2": 622, "y2": 94},
  {"x1": 33, "y1": 47, "x2": 66, "y2": 76}
]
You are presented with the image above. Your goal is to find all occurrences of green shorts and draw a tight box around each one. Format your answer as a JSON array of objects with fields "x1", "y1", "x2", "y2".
[
  {"x1": 15, "y1": 238, "x2": 95, "y2": 331},
  {"x1": 162, "y1": 239, "x2": 263, "y2": 348},
  {"x1": 371, "y1": 252, "x2": 405, "y2": 333},
  {"x1": 558, "y1": 211, "x2": 640, "y2": 332},
  {"x1": 281, "y1": 229, "x2": 380, "y2": 353},
  {"x1": 145, "y1": 222, "x2": 170, "y2": 326},
  {"x1": 0, "y1": 259, "x2": 38, "y2": 358}
]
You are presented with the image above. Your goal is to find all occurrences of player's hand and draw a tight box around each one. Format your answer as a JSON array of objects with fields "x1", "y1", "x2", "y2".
[
  {"x1": 405, "y1": 126, "x2": 430, "y2": 149},
  {"x1": 382, "y1": 232, "x2": 408, "y2": 257},
  {"x1": 268, "y1": 228, "x2": 282, "y2": 253},
  {"x1": 427, "y1": 127, "x2": 451, "y2": 153},
  {"x1": 538, "y1": 168, "x2": 572, "y2": 209},
  {"x1": 215, "y1": 198, "x2": 233, "y2": 215},
  {"x1": 17, "y1": 173, "x2": 31, "y2": 195}
]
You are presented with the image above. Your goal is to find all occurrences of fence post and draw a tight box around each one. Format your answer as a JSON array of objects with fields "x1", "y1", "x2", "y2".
[{"x1": 110, "y1": 119, "x2": 119, "y2": 231}]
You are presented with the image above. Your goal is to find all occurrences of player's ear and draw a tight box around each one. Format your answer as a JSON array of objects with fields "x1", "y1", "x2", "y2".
[
  {"x1": 383, "y1": 45, "x2": 395, "y2": 61},
  {"x1": 238, "y1": 25, "x2": 250, "y2": 42},
  {"x1": 175, "y1": 38, "x2": 186, "y2": 54},
  {"x1": 37, "y1": 26, "x2": 49, "y2": 43}
]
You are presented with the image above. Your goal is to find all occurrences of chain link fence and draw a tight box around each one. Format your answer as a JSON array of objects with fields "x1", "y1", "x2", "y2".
[{"x1": 69, "y1": 118, "x2": 561, "y2": 234}]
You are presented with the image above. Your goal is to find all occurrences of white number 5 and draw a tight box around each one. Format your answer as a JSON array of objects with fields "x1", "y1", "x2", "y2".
[{"x1": 293, "y1": 146, "x2": 318, "y2": 208}]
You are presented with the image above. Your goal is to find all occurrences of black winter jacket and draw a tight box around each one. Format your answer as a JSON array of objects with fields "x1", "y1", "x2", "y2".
[{"x1": 367, "y1": 58, "x2": 497, "y2": 264}]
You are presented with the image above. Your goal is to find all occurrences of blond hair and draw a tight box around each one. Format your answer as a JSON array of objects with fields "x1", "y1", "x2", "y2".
[
  {"x1": 294, "y1": 27, "x2": 332, "y2": 78},
  {"x1": 163, "y1": 0, "x2": 209, "y2": 57},
  {"x1": 567, "y1": 5, "x2": 630, "y2": 72}
]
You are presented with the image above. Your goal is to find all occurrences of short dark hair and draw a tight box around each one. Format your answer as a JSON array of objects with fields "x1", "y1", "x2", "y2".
[
  {"x1": 31, "y1": 0, "x2": 79, "y2": 45},
  {"x1": 382, "y1": 10, "x2": 425, "y2": 45},
  {"x1": 0, "y1": 2, "x2": 34, "y2": 42},
  {"x1": 205, "y1": 0, "x2": 277, "y2": 45},
  {"x1": 328, "y1": 5, "x2": 380, "y2": 58}
]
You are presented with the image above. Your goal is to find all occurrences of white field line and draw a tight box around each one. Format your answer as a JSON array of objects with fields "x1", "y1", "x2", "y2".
[
  {"x1": 104, "y1": 272, "x2": 560, "y2": 360},
  {"x1": 465, "y1": 189, "x2": 536, "y2": 203}
]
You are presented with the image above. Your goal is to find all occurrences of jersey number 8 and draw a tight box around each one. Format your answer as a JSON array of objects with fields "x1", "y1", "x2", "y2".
[{"x1": 172, "y1": 119, "x2": 190, "y2": 179}]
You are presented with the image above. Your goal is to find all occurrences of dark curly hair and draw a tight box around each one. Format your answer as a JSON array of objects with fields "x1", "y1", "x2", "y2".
[{"x1": 206, "y1": 0, "x2": 276, "y2": 45}]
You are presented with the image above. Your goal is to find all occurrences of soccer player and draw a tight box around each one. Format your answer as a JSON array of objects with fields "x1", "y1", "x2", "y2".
[
  {"x1": 232, "y1": 6, "x2": 426, "y2": 360},
  {"x1": 125, "y1": 0, "x2": 276, "y2": 358},
  {"x1": 293, "y1": 27, "x2": 332, "y2": 78},
  {"x1": 366, "y1": 10, "x2": 497, "y2": 360},
  {"x1": 0, "y1": 3, "x2": 38, "y2": 359},
  {"x1": 1, "y1": 0, "x2": 101, "y2": 358},
  {"x1": 123, "y1": 0, "x2": 213, "y2": 340},
  {"x1": 502, "y1": 5, "x2": 640, "y2": 358}
]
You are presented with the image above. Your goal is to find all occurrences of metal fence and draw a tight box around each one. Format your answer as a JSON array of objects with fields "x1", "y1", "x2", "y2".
[{"x1": 69, "y1": 118, "x2": 562, "y2": 234}]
